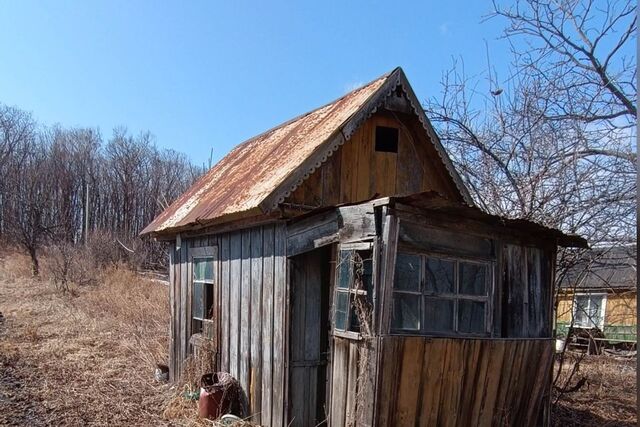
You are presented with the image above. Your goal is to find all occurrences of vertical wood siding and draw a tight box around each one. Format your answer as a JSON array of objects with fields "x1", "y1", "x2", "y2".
[
  {"x1": 375, "y1": 337, "x2": 554, "y2": 427},
  {"x1": 285, "y1": 112, "x2": 462, "y2": 208},
  {"x1": 329, "y1": 337, "x2": 378, "y2": 427},
  {"x1": 170, "y1": 223, "x2": 287, "y2": 427},
  {"x1": 502, "y1": 245, "x2": 553, "y2": 337}
]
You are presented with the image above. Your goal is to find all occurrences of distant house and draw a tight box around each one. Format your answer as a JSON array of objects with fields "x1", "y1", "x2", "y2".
[
  {"x1": 556, "y1": 246, "x2": 636, "y2": 344},
  {"x1": 142, "y1": 68, "x2": 586, "y2": 426}
]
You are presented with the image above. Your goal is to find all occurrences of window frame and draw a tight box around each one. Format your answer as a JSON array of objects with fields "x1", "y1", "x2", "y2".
[
  {"x1": 189, "y1": 246, "x2": 218, "y2": 340},
  {"x1": 390, "y1": 249, "x2": 494, "y2": 337},
  {"x1": 333, "y1": 242, "x2": 374, "y2": 340},
  {"x1": 573, "y1": 292, "x2": 607, "y2": 329}
]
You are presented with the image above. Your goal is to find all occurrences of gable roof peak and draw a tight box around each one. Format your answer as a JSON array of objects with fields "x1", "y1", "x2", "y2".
[{"x1": 142, "y1": 67, "x2": 472, "y2": 236}]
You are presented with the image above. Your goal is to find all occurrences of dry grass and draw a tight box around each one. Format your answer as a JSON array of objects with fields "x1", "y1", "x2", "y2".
[
  {"x1": 0, "y1": 248, "x2": 258, "y2": 426},
  {"x1": 0, "y1": 249, "x2": 178, "y2": 426},
  {"x1": 552, "y1": 352, "x2": 637, "y2": 426}
]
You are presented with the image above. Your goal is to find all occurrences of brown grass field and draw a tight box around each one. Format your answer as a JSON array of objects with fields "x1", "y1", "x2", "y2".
[{"x1": 0, "y1": 249, "x2": 636, "y2": 426}]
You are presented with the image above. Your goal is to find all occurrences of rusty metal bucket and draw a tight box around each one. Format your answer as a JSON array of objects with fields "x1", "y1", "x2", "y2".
[{"x1": 198, "y1": 373, "x2": 231, "y2": 419}]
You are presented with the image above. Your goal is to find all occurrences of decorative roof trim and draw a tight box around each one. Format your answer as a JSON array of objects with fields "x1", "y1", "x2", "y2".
[{"x1": 262, "y1": 68, "x2": 474, "y2": 212}]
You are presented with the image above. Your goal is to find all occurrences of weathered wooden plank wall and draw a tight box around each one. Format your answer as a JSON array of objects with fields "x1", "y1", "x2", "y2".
[
  {"x1": 329, "y1": 337, "x2": 378, "y2": 427},
  {"x1": 376, "y1": 337, "x2": 554, "y2": 427},
  {"x1": 285, "y1": 112, "x2": 461, "y2": 208},
  {"x1": 169, "y1": 223, "x2": 287, "y2": 427},
  {"x1": 502, "y1": 245, "x2": 553, "y2": 338},
  {"x1": 288, "y1": 249, "x2": 329, "y2": 426}
]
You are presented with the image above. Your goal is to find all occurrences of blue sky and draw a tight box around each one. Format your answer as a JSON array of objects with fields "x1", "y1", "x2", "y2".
[{"x1": 0, "y1": 1, "x2": 509, "y2": 164}]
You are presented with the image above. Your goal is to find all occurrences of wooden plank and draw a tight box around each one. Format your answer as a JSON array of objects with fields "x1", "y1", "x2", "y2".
[
  {"x1": 272, "y1": 224, "x2": 286, "y2": 427},
  {"x1": 229, "y1": 231, "x2": 242, "y2": 380},
  {"x1": 339, "y1": 134, "x2": 353, "y2": 203},
  {"x1": 261, "y1": 225, "x2": 275, "y2": 426},
  {"x1": 468, "y1": 340, "x2": 491, "y2": 422},
  {"x1": 336, "y1": 203, "x2": 377, "y2": 243},
  {"x1": 344, "y1": 341, "x2": 359, "y2": 425},
  {"x1": 220, "y1": 234, "x2": 230, "y2": 372},
  {"x1": 379, "y1": 210, "x2": 399, "y2": 334},
  {"x1": 286, "y1": 212, "x2": 339, "y2": 257},
  {"x1": 439, "y1": 339, "x2": 462, "y2": 427},
  {"x1": 240, "y1": 230, "x2": 252, "y2": 397},
  {"x1": 250, "y1": 227, "x2": 263, "y2": 423},
  {"x1": 288, "y1": 254, "x2": 307, "y2": 426},
  {"x1": 398, "y1": 220, "x2": 494, "y2": 259},
  {"x1": 503, "y1": 245, "x2": 528, "y2": 337},
  {"x1": 355, "y1": 120, "x2": 372, "y2": 200},
  {"x1": 168, "y1": 244, "x2": 177, "y2": 381},
  {"x1": 179, "y1": 242, "x2": 188, "y2": 370},
  {"x1": 375, "y1": 336, "x2": 402, "y2": 426},
  {"x1": 395, "y1": 337, "x2": 425, "y2": 426},
  {"x1": 322, "y1": 148, "x2": 341, "y2": 206},
  {"x1": 330, "y1": 338, "x2": 350, "y2": 427},
  {"x1": 395, "y1": 125, "x2": 423, "y2": 195},
  {"x1": 356, "y1": 338, "x2": 378, "y2": 426}
]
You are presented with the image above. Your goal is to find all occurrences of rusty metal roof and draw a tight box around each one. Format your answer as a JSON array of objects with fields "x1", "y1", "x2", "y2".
[{"x1": 142, "y1": 67, "x2": 473, "y2": 236}]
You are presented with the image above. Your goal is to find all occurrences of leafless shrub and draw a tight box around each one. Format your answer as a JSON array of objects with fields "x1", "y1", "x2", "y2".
[{"x1": 47, "y1": 242, "x2": 96, "y2": 294}]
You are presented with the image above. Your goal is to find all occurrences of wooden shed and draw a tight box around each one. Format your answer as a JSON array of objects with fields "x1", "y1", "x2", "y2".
[{"x1": 141, "y1": 67, "x2": 586, "y2": 426}]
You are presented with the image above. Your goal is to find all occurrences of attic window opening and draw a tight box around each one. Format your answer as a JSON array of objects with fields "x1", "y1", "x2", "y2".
[{"x1": 375, "y1": 126, "x2": 399, "y2": 153}]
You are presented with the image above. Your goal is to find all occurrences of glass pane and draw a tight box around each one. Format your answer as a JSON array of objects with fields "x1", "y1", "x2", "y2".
[
  {"x1": 354, "y1": 250, "x2": 373, "y2": 293},
  {"x1": 391, "y1": 293, "x2": 420, "y2": 330},
  {"x1": 425, "y1": 257, "x2": 454, "y2": 294},
  {"x1": 424, "y1": 298, "x2": 454, "y2": 333},
  {"x1": 459, "y1": 262, "x2": 487, "y2": 296},
  {"x1": 204, "y1": 258, "x2": 214, "y2": 281},
  {"x1": 394, "y1": 253, "x2": 420, "y2": 291},
  {"x1": 204, "y1": 283, "x2": 214, "y2": 318},
  {"x1": 335, "y1": 291, "x2": 349, "y2": 330},
  {"x1": 194, "y1": 257, "x2": 214, "y2": 281},
  {"x1": 574, "y1": 295, "x2": 591, "y2": 327},
  {"x1": 337, "y1": 251, "x2": 352, "y2": 289},
  {"x1": 588, "y1": 296, "x2": 602, "y2": 328},
  {"x1": 350, "y1": 295, "x2": 361, "y2": 332},
  {"x1": 192, "y1": 281, "x2": 204, "y2": 319},
  {"x1": 194, "y1": 258, "x2": 213, "y2": 281},
  {"x1": 458, "y1": 300, "x2": 486, "y2": 334},
  {"x1": 192, "y1": 319, "x2": 203, "y2": 334}
]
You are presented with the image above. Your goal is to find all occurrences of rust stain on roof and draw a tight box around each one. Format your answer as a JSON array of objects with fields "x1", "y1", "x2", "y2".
[{"x1": 142, "y1": 71, "x2": 392, "y2": 235}]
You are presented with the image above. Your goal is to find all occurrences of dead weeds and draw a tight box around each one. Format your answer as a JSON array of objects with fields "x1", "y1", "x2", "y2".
[
  {"x1": 0, "y1": 250, "x2": 177, "y2": 426},
  {"x1": 552, "y1": 352, "x2": 637, "y2": 426}
]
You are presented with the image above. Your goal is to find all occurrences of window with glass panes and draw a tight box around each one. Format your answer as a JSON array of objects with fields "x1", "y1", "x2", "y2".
[
  {"x1": 391, "y1": 252, "x2": 492, "y2": 335},
  {"x1": 573, "y1": 294, "x2": 605, "y2": 329},
  {"x1": 334, "y1": 249, "x2": 373, "y2": 334},
  {"x1": 192, "y1": 256, "x2": 215, "y2": 335}
]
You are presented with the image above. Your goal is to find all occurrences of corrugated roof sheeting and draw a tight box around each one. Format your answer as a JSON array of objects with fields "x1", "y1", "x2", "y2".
[
  {"x1": 559, "y1": 246, "x2": 637, "y2": 290},
  {"x1": 141, "y1": 72, "x2": 390, "y2": 235}
]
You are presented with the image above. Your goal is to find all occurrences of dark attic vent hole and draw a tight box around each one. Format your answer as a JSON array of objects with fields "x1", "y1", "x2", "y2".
[{"x1": 375, "y1": 126, "x2": 399, "y2": 153}]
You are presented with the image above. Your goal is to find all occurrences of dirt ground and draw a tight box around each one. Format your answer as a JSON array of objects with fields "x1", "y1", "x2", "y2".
[{"x1": 0, "y1": 250, "x2": 636, "y2": 426}]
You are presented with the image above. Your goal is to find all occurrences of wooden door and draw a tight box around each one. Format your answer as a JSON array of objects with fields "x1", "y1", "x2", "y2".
[{"x1": 288, "y1": 248, "x2": 330, "y2": 426}]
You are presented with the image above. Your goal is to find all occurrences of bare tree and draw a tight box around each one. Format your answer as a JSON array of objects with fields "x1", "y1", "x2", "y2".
[
  {"x1": 491, "y1": 0, "x2": 636, "y2": 126},
  {"x1": 424, "y1": 0, "x2": 636, "y2": 405},
  {"x1": 0, "y1": 101, "x2": 205, "y2": 271},
  {"x1": 4, "y1": 135, "x2": 58, "y2": 275},
  {"x1": 0, "y1": 105, "x2": 37, "y2": 235}
]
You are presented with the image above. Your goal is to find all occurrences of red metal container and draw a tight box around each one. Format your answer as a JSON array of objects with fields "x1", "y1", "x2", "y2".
[{"x1": 198, "y1": 373, "x2": 231, "y2": 419}]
